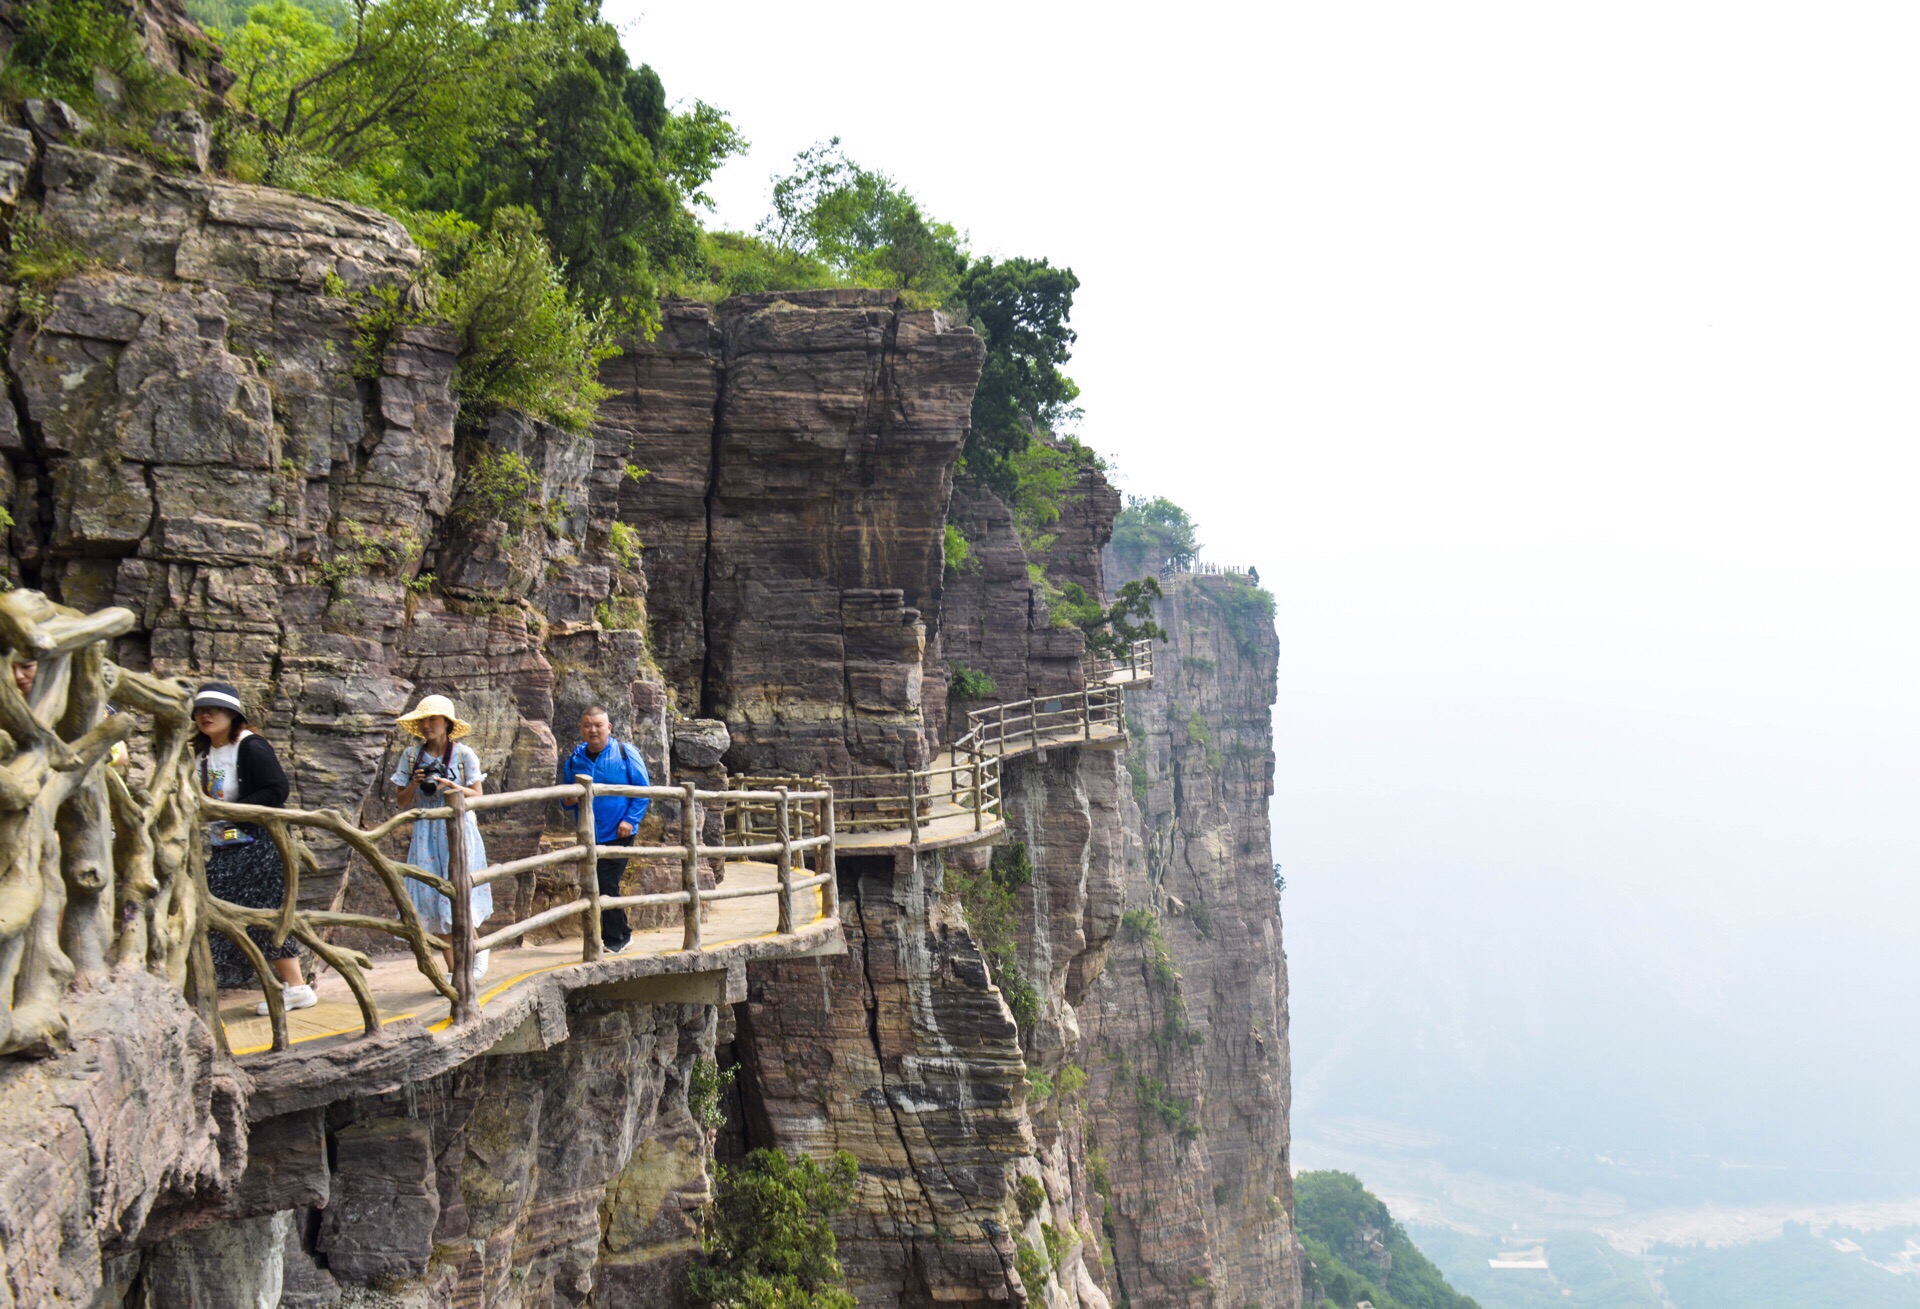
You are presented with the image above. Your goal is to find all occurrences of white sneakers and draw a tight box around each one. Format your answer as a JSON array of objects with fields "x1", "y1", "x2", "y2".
[
  {"x1": 257, "y1": 984, "x2": 317, "y2": 1016},
  {"x1": 473, "y1": 950, "x2": 491, "y2": 979}
]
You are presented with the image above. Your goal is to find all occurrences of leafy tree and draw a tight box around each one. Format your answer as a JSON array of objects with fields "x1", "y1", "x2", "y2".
[
  {"x1": 1111, "y1": 495, "x2": 1200, "y2": 577},
  {"x1": 219, "y1": 0, "x2": 544, "y2": 199},
  {"x1": 1080, "y1": 577, "x2": 1166, "y2": 658},
  {"x1": 419, "y1": 1, "x2": 744, "y2": 329},
  {"x1": 958, "y1": 256, "x2": 1081, "y2": 493},
  {"x1": 687, "y1": 1148, "x2": 859, "y2": 1309},
  {"x1": 437, "y1": 206, "x2": 617, "y2": 430},
  {"x1": 762, "y1": 138, "x2": 967, "y2": 301}
]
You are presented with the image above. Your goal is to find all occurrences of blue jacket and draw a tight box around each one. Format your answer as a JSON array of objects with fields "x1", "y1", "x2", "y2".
[{"x1": 559, "y1": 739, "x2": 651, "y2": 842}]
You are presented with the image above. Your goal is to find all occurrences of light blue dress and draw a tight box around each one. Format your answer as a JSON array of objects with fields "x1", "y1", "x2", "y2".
[{"x1": 390, "y1": 741, "x2": 492, "y2": 933}]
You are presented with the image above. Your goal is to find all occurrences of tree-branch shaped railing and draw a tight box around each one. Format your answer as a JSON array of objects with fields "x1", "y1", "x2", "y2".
[
  {"x1": 202, "y1": 779, "x2": 838, "y2": 1054},
  {"x1": 0, "y1": 590, "x2": 203, "y2": 1056}
]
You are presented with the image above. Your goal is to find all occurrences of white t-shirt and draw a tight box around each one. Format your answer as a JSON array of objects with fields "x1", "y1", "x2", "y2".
[{"x1": 202, "y1": 729, "x2": 254, "y2": 844}]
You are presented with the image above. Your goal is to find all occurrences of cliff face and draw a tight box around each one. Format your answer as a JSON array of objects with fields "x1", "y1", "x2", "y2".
[
  {"x1": 1, "y1": 91, "x2": 1297, "y2": 1309},
  {"x1": 1082, "y1": 571, "x2": 1299, "y2": 1308}
]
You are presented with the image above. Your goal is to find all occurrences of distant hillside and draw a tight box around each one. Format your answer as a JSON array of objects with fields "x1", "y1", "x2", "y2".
[{"x1": 1297, "y1": 1171, "x2": 1480, "y2": 1309}]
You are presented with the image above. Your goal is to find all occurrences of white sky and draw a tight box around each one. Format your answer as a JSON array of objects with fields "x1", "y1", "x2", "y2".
[{"x1": 618, "y1": 1, "x2": 1920, "y2": 1179}]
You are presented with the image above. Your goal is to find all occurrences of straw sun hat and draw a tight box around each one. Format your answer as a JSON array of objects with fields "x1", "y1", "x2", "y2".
[{"x1": 396, "y1": 694, "x2": 473, "y2": 740}]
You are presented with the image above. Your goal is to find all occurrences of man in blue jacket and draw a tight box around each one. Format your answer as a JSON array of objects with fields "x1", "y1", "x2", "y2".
[{"x1": 559, "y1": 706, "x2": 652, "y2": 954}]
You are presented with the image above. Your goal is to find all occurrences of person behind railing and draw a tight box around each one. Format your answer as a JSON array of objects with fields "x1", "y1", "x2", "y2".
[
  {"x1": 192, "y1": 682, "x2": 312, "y2": 1015},
  {"x1": 390, "y1": 695, "x2": 493, "y2": 980},
  {"x1": 559, "y1": 706, "x2": 651, "y2": 956},
  {"x1": 11, "y1": 651, "x2": 128, "y2": 769},
  {"x1": 9, "y1": 652, "x2": 36, "y2": 699}
]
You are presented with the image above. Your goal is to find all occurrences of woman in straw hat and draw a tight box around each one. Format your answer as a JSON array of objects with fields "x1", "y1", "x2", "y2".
[{"x1": 390, "y1": 695, "x2": 493, "y2": 978}]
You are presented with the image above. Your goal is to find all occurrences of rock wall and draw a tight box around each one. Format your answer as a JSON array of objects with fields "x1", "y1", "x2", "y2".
[{"x1": 1080, "y1": 571, "x2": 1299, "y2": 1309}]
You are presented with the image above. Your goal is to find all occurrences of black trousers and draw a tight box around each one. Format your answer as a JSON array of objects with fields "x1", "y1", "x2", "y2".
[{"x1": 596, "y1": 834, "x2": 634, "y2": 948}]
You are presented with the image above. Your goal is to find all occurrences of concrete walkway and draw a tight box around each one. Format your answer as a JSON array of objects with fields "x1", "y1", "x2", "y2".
[{"x1": 220, "y1": 862, "x2": 823, "y2": 1059}]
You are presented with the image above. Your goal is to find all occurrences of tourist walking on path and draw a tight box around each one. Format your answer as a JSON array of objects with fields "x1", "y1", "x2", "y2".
[
  {"x1": 390, "y1": 695, "x2": 493, "y2": 979},
  {"x1": 193, "y1": 682, "x2": 310, "y2": 1013},
  {"x1": 559, "y1": 706, "x2": 651, "y2": 954}
]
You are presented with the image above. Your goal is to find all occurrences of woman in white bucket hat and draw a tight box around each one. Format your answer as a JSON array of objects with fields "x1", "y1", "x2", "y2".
[{"x1": 390, "y1": 695, "x2": 493, "y2": 978}]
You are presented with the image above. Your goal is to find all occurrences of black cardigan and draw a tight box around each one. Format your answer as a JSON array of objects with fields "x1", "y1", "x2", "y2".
[{"x1": 202, "y1": 734, "x2": 290, "y2": 809}]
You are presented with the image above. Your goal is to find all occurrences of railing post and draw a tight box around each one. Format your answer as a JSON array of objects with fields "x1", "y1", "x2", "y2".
[
  {"x1": 972, "y1": 744, "x2": 984, "y2": 832},
  {"x1": 1030, "y1": 701, "x2": 1040, "y2": 752},
  {"x1": 1083, "y1": 685, "x2": 1092, "y2": 740},
  {"x1": 447, "y1": 789, "x2": 478, "y2": 1023},
  {"x1": 776, "y1": 786, "x2": 794, "y2": 935},
  {"x1": 823, "y1": 790, "x2": 840, "y2": 921},
  {"x1": 575, "y1": 773, "x2": 601, "y2": 963},
  {"x1": 997, "y1": 702, "x2": 1006, "y2": 753},
  {"x1": 681, "y1": 781, "x2": 702, "y2": 952},
  {"x1": 907, "y1": 770, "x2": 921, "y2": 845}
]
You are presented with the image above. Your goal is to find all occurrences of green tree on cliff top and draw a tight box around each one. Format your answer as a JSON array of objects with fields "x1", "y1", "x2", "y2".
[{"x1": 959, "y1": 255, "x2": 1082, "y2": 494}]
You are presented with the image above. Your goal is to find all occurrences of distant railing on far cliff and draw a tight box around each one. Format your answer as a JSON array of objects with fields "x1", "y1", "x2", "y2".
[{"x1": 1160, "y1": 560, "x2": 1252, "y2": 579}]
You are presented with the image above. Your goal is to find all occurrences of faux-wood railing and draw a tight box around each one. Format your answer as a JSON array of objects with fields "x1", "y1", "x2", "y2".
[
  {"x1": 200, "y1": 779, "x2": 836, "y2": 1054},
  {"x1": 740, "y1": 659, "x2": 1148, "y2": 844},
  {"x1": 1086, "y1": 638, "x2": 1156, "y2": 686}
]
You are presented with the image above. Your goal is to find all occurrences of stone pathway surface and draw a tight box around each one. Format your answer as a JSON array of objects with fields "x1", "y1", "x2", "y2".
[{"x1": 219, "y1": 863, "x2": 819, "y2": 1057}]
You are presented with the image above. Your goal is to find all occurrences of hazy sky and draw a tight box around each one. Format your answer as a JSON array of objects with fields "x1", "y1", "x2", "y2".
[{"x1": 619, "y1": 1, "x2": 1920, "y2": 1191}]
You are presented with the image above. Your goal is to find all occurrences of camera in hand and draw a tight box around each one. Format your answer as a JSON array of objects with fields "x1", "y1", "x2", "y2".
[{"x1": 415, "y1": 757, "x2": 457, "y2": 794}]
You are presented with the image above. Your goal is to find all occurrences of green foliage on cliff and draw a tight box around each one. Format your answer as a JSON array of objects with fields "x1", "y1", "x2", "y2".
[
  {"x1": 214, "y1": 0, "x2": 544, "y2": 202},
  {"x1": 438, "y1": 207, "x2": 618, "y2": 429},
  {"x1": 1111, "y1": 495, "x2": 1200, "y2": 577},
  {"x1": 1205, "y1": 571, "x2": 1278, "y2": 661},
  {"x1": 960, "y1": 256, "x2": 1082, "y2": 493},
  {"x1": 948, "y1": 843, "x2": 1039, "y2": 1036},
  {"x1": 201, "y1": 0, "x2": 743, "y2": 369},
  {"x1": 1015, "y1": 1238, "x2": 1051, "y2": 1301},
  {"x1": 452, "y1": 446, "x2": 545, "y2": 535},
  {"x1": 688, "y1": 1148, "x2": 859, "y2": 1309},
  {"x1": 948, "y1": 664, "x2": 997, "y2": 701},
  {"x1": 1088, "y1": 577, "x2": 1166, "y2": 658},
  {"x1": 1, "y1": 0, "x2": 183, "y2": 114},
  {"x1": 687, "y1": 1056, "x2": 734, "y2": 1133},
  {"x1": 412, "y1": 3, "x2": 744, "y2": 327},
  {"x1": 942, "y1": 523, "x2": 978, "y2": 577},
  {"x1": 761, "y1": 137, "x2": 966, "y2": 302},
  {"x1": 1015, "y1": 1174, "x2": 1045, "y2": 1220},
  {"x1": 1296, "y1": 1171, "x2": 1479, "y2": 1309}
]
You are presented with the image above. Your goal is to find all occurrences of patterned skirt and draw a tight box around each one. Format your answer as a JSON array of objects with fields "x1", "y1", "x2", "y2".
[{"x1": 207, "y1": 835, "x2": 300, "y2": 989}]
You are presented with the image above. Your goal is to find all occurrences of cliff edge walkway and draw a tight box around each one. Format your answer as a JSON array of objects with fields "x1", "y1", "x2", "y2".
[
  {"x1": 0, "y1": 583, "x2": 1154, "y2": 1111},
  {"x1": 212, "y1": 640, "x2": 1156, "y2": 1096}
]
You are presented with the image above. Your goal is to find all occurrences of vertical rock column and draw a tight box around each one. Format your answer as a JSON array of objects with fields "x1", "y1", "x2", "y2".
[
  {"x1": 1081, "y1": 571, "x2": 1300, "y2": 1309},
  {"x1": 701, "y1": 291, "x2": 982, "y2": 778}
]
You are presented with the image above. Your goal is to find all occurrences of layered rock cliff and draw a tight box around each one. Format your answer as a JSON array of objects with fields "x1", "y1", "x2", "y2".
[
  {"x1": 0, "y1": 67, "x2": 1297, "y2": 1309},
  {"x1": 1082, "y1": 569, "x2": 1299, "y2": 1307}
]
